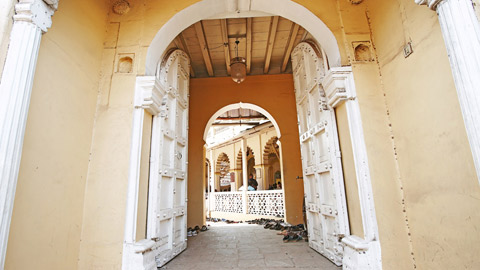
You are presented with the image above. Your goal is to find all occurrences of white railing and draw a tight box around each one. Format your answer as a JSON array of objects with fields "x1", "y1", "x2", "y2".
[
  {"x1": 247, "y1": 190, "x2": 284, "y2": 217},
  {"x1": 211, "y1": 190, "x2": 284, "y2": 217},
  {"x1": 214, "y1": 192, "x2": 244, "y2": 213}
]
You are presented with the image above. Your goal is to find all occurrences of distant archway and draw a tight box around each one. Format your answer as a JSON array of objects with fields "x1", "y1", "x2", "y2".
[{"x1": 203, "y1": 103, "x2": 280, "y2": 142}]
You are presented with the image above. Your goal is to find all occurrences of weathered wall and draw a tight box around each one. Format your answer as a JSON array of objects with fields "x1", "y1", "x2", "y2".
[
  {"x1": 189, "y1": 75, "x2": 303, "y2": 227},
  {"x1": 366, "y1": 0, "x2": 480, "y2": 269},
  {"x1": 5, "y1": 0, "x2": 108, "y2": 269}
]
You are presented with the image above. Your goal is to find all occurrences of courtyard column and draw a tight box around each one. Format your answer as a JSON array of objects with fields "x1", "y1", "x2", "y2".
[
  {"x1": 253, "y1": 165, "x2": 263, "y2": 190},
  {"x1": 209, "y1": 150, "x2": 215, "y2": 213},
  {"x1": 0, "y1": 0, "x2": 55, "y2": 267},
  {"x1": 241, "y1": 139, "x2": 248, "y2": 214},
  {"x1": 229, "y1": 169, "x2": 236, "y2": 191},
  {"x1": 416, "y1": 0, "x2": 480, "y2": 181}
]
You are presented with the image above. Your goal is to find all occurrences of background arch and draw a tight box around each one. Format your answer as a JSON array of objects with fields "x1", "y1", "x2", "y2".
[{"x1": 203, "y1": 103, "x2": 281, "y2": 142}]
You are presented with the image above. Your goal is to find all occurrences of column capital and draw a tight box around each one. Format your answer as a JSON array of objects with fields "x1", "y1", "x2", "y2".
[
  {"x1": 322, "y1": 67, "x2": 355, "y2": 108},
  {"x1": 14, "y1": 0, "x2": 55, "y2": 33},
  {"x1": 415, "y1": 0, "x2": 444, "y2": 10}
]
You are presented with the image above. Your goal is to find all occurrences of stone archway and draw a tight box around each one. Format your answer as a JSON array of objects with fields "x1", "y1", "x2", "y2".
[{"x1": 144, "y1": 0, "x2": 342, "y2": 75}]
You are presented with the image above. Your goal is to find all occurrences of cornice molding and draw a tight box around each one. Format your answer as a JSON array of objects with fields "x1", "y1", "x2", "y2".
[
  {"x1": 415, "y1": 0, "x2": 444, "y2": 10},
  {"x1": 322, "y1": 67, "x2": 354, "y2": 108},
  {"x1": 14, "y1": 0, "x2": 55, "y2": 32},
  {"x1": 134, "y1": 76, "x2": 165, "y2": 115}
]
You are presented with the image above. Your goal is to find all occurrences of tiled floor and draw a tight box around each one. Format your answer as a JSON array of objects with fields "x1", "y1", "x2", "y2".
[{"x1": 160, "y1": 222, "x2": 341, "y2": 269}]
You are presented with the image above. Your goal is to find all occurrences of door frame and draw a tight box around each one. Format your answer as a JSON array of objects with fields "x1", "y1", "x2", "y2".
[{"x1": 122, "y1": 49, "x2": 190, "y2": 270}]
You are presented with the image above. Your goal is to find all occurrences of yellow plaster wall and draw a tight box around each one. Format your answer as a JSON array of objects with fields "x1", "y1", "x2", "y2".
[
  {"x1": 76, "y1": 3, "x2": 142, "y2": 268},
  {"x1": 9, "y1": 0, "x2": 476, "y2": 268},
  {"x1": 366, "y1": 0, "x2": 480, "y2": 268},
  {"x1": 335, "y1": 104, "x2": 364, "y2": 237},
  {"x1": 136, "y1": 112, "x2": 152, "y2": 240},
  {"x1": 5, "y1": 0, "x2": 109, "y2": 269},
  {"x1": 189, "y1": 75, "x2": 304, "y2": 227}
]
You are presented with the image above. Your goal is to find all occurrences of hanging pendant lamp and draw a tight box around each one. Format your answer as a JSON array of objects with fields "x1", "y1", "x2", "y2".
[{"x1": 230, "y1": 40, "x2": 246, "y2": 83}]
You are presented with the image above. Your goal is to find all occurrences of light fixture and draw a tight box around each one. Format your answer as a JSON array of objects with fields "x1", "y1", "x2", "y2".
[{"x1": 230, "y1": 40, "x2": 246, "y2": 83}]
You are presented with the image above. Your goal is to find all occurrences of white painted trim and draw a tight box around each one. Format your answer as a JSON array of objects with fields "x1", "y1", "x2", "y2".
[
  {"x1": 145, "y1": 0, "x2": 341, "y2": 75},
  {"x1": 322, "y1": 67, "x2": 382, "y2": 269},
  {"x1": 0, "y1": 1, "x2": 54, "y2": 267},
  {"x1": 202, "y1": 103, "x2": 281, "y2": 142},
  {"x1": 122, "y1": 76, "x2": 159, "y2": 268}
]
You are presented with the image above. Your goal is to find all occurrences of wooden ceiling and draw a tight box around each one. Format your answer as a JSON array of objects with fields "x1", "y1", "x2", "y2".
[{"x1": 168, "y1": 16, "x2": 308, "y2": 78}]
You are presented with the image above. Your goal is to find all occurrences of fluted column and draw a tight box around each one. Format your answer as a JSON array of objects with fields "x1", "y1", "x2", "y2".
[
  {"x1": 417, "y1": 0, "x2": 480, "y2": 181},
  {"x1": 0, "y1": 0, "x2": 55, "y2": 267}
]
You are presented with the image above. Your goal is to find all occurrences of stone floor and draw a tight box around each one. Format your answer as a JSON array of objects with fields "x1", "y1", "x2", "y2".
[{"x1": 160, "y1": 222, "x2": 341, "y2": 269}]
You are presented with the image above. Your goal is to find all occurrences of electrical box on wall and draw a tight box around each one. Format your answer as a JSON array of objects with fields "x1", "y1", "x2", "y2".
[{"x1": 403, "y1": 42, "x2": 413, "y2": 58}]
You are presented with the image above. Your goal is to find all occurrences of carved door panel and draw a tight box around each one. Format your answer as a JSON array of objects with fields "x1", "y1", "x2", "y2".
[
  {"x1": 292, "y1": 42, "x2": 349, "y2": 266},
  {"x1": 146, "y1": 50, "x2": 190, "y2": 268}
]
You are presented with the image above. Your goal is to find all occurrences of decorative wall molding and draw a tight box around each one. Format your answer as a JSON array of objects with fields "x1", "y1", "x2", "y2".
[
  {"x1": 322, "y1": 70, "x2": 350, "y2": 107},
  {"x1": 134, "y1": 76, "x2": 165, "y2": 115},
  {"x1": 15, "y1": 0, "x2": 55, "y2": 32},
  {"x1": 342, "y1": 236, "x2": 381, "y2": 270},
  {"x1": 0, "y1": 0, "x2": 55, "y2": 268},
  {"x1": 322, "y1": 67, "x2": 382, "y2": 269},
  {"x1": 415, "y1": 0, "x2": 444, "y2": 10}
]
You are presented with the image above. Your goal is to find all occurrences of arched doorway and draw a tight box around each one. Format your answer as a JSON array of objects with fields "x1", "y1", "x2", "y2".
[
  {"x1": 144, "y1": 0, "x2": 342, "y2": 76},
  {"x1": 125, "y1": 3, "x2": 381, "y2": 269}
]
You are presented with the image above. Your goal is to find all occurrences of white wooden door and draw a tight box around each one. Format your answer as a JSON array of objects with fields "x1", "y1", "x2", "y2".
[
  {"x1": 291, "y1": 42, "x2": 350, "y2": 266},
  {"x1": 146, "y1": 50, "x2": 190, "y2": 268}
]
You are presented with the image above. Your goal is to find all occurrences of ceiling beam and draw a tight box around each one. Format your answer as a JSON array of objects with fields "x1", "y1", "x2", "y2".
[
  {"x1": 220, "y1": 19, "x2": 231, "y2": 75},
  {"x1": 216, "y1": 116, "x2": 267, "y2": 120},
  {"x1": 301, "y1": 29, "x2": 308, "y2": 41},
  {"x1": 174, "y1": 34, "x2": 196, "y2": 78},
  {"x1": 246, "y1": 17, "x2": 252, "y2": 73},
  {"x1": 281, "y1": 23, "x2": 300, "y2": 73},
  {"x1": 264, "y1": 16, "x2": 279, "y2": 74},
  {"x1": 194, "y1": 21, "x2": 214, "y2": 77},
  {"x1": 212, "y1": 122, "x2": 259, "y2": 126}
]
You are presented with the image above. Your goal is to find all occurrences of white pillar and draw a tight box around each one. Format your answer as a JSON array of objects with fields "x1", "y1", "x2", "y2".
[
  {"x1": 123, "y1": 108, "x2": 145, "y2": 244},
  {"x1": 417, "y1": 0, "x2": 480, "y2": 181},
  {"x1": 241, "y1": 139, "x2": 248, "y2": 214},
  {"x1": 0, "y1": 0, "x2": 55, "y2": 267},
  {"x1": 209, "y1": 150, "x2": 215, "y2": 214}
]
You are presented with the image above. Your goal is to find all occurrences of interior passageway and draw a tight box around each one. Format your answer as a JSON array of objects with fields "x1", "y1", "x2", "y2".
[{"x1": 160, "y1": 223, "x2": 340, "y2": 269}]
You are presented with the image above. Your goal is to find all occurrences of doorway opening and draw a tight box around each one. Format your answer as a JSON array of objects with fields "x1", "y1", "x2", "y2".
[
  {"x1": 204, "y1": 105, "x2": 286, "y2": 222},
  {"x1": 124, "y1": 2, "x2": 381, "y2": 269}
]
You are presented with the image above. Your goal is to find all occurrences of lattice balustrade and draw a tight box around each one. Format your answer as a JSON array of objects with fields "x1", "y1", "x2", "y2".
[
  {"x1": 214, "y1": 192, "x2": 244, "y2": 213},
  {"x1": 247, "y1": 190, "x2": 285, "y2": 217}
]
